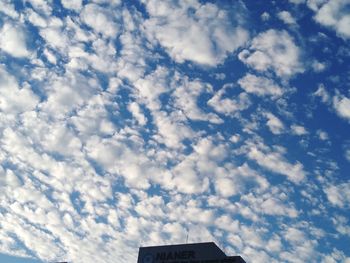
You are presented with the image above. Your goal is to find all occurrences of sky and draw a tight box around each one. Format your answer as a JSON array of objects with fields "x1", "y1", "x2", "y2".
[{"x1": 0, "y1": 0, "x2": 349, "y2": 262}]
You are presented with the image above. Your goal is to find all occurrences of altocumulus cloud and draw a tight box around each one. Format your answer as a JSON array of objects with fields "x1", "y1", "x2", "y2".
[{"x1": 0, "y1": 0, "x2": 349, "y2": 263}]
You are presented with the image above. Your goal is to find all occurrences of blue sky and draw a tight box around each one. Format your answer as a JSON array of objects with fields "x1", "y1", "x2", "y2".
[{"x1": 0, "y1": 0, "x2": 349, "y2": 262}]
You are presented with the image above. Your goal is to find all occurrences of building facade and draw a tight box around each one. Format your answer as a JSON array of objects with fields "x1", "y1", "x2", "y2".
[{"x1": 138, "y1": 242, "x2": 246, "y2": 263}]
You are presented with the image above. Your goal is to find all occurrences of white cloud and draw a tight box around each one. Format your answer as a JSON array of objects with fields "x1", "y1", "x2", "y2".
[
  {"x1": 0, "y1": 23, "x2": 30, "y2": 58},
  {"x1": 291, "y1": 124, "x2": 308, "y2": 135},
  {"x1": 313, "y1": 85, "x2": 350, "y2": 122},
  {"x1": 142, "y1": 0, "x2": 248, "y2": 66},
  {"x1": 133, "y1": 66, "x2": 170, "y2": 111},
  {"x1": 84, "y1": 133, "x2": 176, "y2": 191},
  {"x1": 261, "y1": 198, "x2": 298, "y2": 217},
  {"x1": 153, "y1": 110, "x2": 194, "y2": 149},
  {"x1": 238, "y1": 73, "x2": 283, "y2": 98},
  {"x1": 261, "y1": 12, "x2": 270, "y2": 21},
  {"x1": 333, "y1": 95, "x2": 350, "y2": 121},
  {"x1": 164, "y1": 137, "x2": 229, "y2": 194},
  {"x1": 116, "y1": 30, "x2": 149, "y2": 82},
  {"x1": 321, "y1": 250, "x2": 350, "y2": 263},
  {"x1": 332, "y1": 215, "x2": 350, "y2": 237},
  {"x1": 215, "y1": 215, "x2": 240, "y2": 233},
  {"x1": 162, "y1": 222, "x2": 187, "y2": 243},
  {"x1": 317, "y1": 129, "x2": 329, "y2": 140},
  {"x1": 307, "y1": 0, "x2": 328, "y2": 11},
  {"x1": 312, "y1": 60, "x2": 327, "y2": 72},
  {"x1": 65, "y1": 16, "x2": 95, "y2": 43},
  {"x1": 128, "y1": 102, "x2": 147, "y2": 126},
  {"x1": 279, "y1": 224, "x2": 322, "y2": 262},
  {"x1": 26, "y1": 8, "x2": 48, "y2": 28},
  {"x1": 40, "y1": 26, "x2": 69, "y2": 50},
  {"x1": 166, "y1": 199, "x2": 216, "y2": 226},
  {"x1": 0, "y1": 0, "x2": 19, "y2": 18},
  {"x1": 40, "y1": 72, "x2": 101, "y2": 119},
  {"x1": 284, "y1": 227, "x2": 306, "y2": 244},
  {"x1": 0, "y1": 213, "x2": 64, "y2": 261},
  {"x1": 61, "y1": 0, "x2": 83, "y2": 11},
  {"x1": 230, "y1": 134, "x2": 240, "y2": 143},
  {"x1": 25, "y1": 0, "x2": 52, "y2": 15},
  {"x1": 289, "y1": 0, "x2": 306, "y2": 4},
  {"x1": 41, "y1": 122, "x2": 82, "y2": 157},
  {"x1": 324, "y1": 182, "x2": 350, "y2": 208},
  {"x1": 242, "y1": 193, "x2": 298, "y2": 218},
  {"x1": 0, "y1": 66, "x2": 39, "y2": 114},
  {"x1": 92, "y1": 0, "x2": 121, "y2": 5},
  {"x1": 278, "y1": 11, "x2": 297, "y2": 25},
  {"x1": 172, "y1": 74, "x2": 222, "y2": 123},
  {"x1": 214, "y1": 163, "x2": 269, "y2": 197},
  {"x1": 239, "y1": 29, "x2": 303, "y2": 78},
  {"x1": 243, "y1": 246, "x2": 271, "y2": 263},
  {"x1": 266, "y1": 235, "x2": 282, "y2": 253},
  {"x1": 135, "y1": 195, "x2": 166, "y2": 219},
  {"x1": 264, "y1": 112, "x2": 285, "y2": 134},
  {"x1": 212, "y1": 73, "x2": 226, "y2": 80},
  {"x1": 80, "y1": 3, "x2": 119, "y2": 38},
  {"x1": 246, "y1": 143, "x2": 306, "y2": 183},
  {"x1": 313, "y1": 0, "x2": 350, "y2": 39},
  {"x1": 132, "y1": 67, "x2": 202, "y2": 149},
  {"x1": 70, "y1": 96, "x2": 115, "y2": 137},
  {"x1": 345, "y1": 149, "x2": 350, "y2": 162},
  {"x1": 66, "y1": 39, "x2": 118, "y2": 73},
  {"x1": 215, "y1": 177, "x2": 239, "y2": 197},
  {"x1": 208, "y1": 84, "x2": 251, "y2": 115},
  {"x1": 313, "y1": 84, "x2": 330, "y2": 103},
  {"x1": 240, "y1": 226, "x2": 266, "y2": 249},
  {"x1": 43, "y1": 48, "x2": 57, "y2": 64},
  {"x1": 172, "y1": 157, "x2": 210, "y2": 194}
]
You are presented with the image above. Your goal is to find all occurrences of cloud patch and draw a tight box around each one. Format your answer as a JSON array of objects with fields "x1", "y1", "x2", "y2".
[
  {"x1": 278, "y1": 11, "x2": 297, "y2": 25},
  {"x1": 324, "y1": 182, "x2": 350, "y2": 208},
  {"x1": 0, "y1": 66, "x2": 39, "y2": 114},
  {"x1": 0, "y1": 23, "x2": 30, "y2": 58},
  {"x1": 246, "y1": 142, "x2": 306, "y2": 183},
  {"x1": 239, "y1": 29, "x2": 303, "y2": 78},
  {"x1": 208, "y1": 84, "x2": 251, "y2": 115},
  {"x1": 61, "y1": 0, "x2": 83, "y2": 11},
  {"x1": 80, "y1": 3, "x2": 120, "y2": 38},
  {"x1": 264, "y1": 112, "x2": 285, "y2": 135},
  {"x1": 238, "y1": 73, "x2": 283, "y2": 98},
  {"x1": 313, "y1": 0, "x2": 350, "y2": 39},
  {"x1": 142, "y1": 0, "x2": 249, "y2": 66},
  {"x1": 333, "y1": 94, "x2": 350, "y2": 121}
]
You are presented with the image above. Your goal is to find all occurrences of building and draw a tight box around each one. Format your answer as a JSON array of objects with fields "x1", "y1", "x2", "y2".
[{"x1": 137, "y1": 242, "x2": 246, "y2": 263}]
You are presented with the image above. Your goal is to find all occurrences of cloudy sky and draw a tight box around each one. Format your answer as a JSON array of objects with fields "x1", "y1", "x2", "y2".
[{"x1": 0, "y1": 0, "x2": 349, "y2": 262}]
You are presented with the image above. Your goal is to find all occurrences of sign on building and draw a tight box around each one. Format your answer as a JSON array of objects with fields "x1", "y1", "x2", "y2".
[{"x1": 137, "y1": 242, "x2": 246, "y2": 263}]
